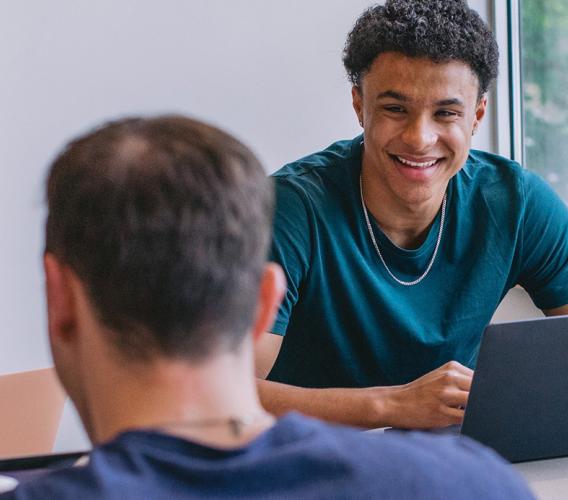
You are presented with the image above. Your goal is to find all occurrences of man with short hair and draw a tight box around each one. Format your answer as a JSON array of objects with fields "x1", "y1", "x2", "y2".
[
  {"x1": 256, "y1": 0, "x2": 568, "y2": 430},
  {"x1": 1, "y1": 116, "x2": 532, "y2": 498}
]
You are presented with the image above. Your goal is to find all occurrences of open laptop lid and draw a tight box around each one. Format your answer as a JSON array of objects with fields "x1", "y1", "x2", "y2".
[
  {"x1": 461, "y1": 315, "x2": 568, "y2": 463},
  {"x1": 0, "y1": 368, "x2": 66, "y2": 459}
]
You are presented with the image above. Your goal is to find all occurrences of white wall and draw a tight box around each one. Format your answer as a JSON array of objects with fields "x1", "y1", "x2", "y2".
[
  {"x1": 0, "y1": 0, "x2": 369, "y2": 374},
  {"x1": 2, "y1": 0, "x2": 528, "y2": 451}
]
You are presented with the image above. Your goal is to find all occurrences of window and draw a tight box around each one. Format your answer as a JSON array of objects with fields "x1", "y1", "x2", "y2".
[{"x1": 519, "y1": 0, "x2": 568, "y2": 200}]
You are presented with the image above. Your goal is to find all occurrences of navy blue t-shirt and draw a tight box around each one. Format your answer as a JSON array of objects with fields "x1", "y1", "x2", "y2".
[
  {"x1": 1, "y1": 414, "x2": 533, "y2": 499},
  {"x1": 268, "y1": 137, "x2": 568, "y2": 388}
]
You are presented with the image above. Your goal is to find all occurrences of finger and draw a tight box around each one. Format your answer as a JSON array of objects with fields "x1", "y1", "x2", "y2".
[
  {"x1": 438, "y1": 364, "x2": 473, "y2": 390},
  {"x1": 440, "y1": 389, "x2": 469, "y2": 408},
  {"x1": 436, "y1": 370, "x2": 472, "y2": 391},
  {"x1": 440, "y1": 405, "x2": 466, "y2": 424},
  {"x1": 454, "y1": 373, "x2": 473, "y2": 392},
  {"x1": 444, "y1": 360, "x2": 474, "y2": 377}
]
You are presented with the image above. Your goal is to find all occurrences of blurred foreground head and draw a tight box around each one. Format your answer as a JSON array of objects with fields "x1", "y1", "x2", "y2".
[{"x1": 45, "y1": 115, "x2": 273, "y2": 362}]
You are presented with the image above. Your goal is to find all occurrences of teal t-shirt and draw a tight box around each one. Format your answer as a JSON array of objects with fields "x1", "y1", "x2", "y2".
[{"x1": 268, "y1": 136, "x2": 568, "y2": 388}]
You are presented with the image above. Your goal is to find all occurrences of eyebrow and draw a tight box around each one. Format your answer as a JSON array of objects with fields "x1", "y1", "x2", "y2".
[
  {"x1": 435, "y1": 98, "x2": 464, "y2": 107},
  {"x1": 376, "y1": 91, "x2": 464, "y2": 107},
  {"x1": 376, "y1": 91, "x2": 409, "y2": 101}
]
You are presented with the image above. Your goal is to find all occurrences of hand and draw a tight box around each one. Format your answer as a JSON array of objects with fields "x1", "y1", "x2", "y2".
[{"x1": 379, "y1": 361, "x2": 473, "y2": 429}]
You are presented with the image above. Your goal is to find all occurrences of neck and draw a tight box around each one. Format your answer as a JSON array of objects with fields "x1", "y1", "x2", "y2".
[
  {"x1": 360, "y1": 162, "x2": 446, "y2": 249},
  {"x1": 83, "y1": 340, "x2": 272, "y2": 447}
]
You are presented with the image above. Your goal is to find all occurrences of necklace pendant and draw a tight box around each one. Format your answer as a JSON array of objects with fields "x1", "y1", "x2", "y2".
[
  {"x1": 227, "y1": 418, "x2": 241, "y2": 436},
  {"x1": 228, "y1": 417, "x2": 249, "y2": 437}
]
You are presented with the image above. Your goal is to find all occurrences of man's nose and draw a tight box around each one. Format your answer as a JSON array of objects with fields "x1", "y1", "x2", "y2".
[{"x1": 400, "y1": 116, "x2": 438, "y2": 151}]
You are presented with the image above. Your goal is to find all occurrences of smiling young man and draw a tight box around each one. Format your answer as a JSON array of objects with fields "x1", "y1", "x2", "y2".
[{"x1": 256, "y1": 0, "x2": 568, "y2": 430}]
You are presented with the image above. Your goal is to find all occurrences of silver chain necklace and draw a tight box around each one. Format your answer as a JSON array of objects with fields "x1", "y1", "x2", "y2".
[
  {"x1": 359, "y1": 175, "x2": 446, "y2": 286},
  {"x1": 157, "y1": 412, "x2": 272, "y2": 437}
]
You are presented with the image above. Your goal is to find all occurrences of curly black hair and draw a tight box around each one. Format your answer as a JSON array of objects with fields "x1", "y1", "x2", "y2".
[{"x1": 343, "y1": 0, "x2": 499, "y2": 97}]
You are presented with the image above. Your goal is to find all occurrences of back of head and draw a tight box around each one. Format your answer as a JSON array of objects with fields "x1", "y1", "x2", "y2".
[
  {"x1": 45, "y1": 115, "x2": 272, "y2": 361},
  {"x1": 343, "y1": 0, "x2": 499, "y2": 97}
]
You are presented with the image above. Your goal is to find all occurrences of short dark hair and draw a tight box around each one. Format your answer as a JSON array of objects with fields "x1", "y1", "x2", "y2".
[
  {"x1": 45, "y1": 115, "x2": 272, "y2": 361},
  {"x1": 343, "y1": 0, "x2": 499, "y2": 97}
]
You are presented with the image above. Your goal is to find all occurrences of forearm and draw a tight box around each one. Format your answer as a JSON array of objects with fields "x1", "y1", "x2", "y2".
[
  {"x1": 256, "y1": 378, "x2": 394, "y2": 428},
  {"x1": 258, "y1": 360, "x2": 472, "y2": 429}
]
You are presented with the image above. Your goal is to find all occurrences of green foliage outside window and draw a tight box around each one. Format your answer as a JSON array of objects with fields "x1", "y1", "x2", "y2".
[{"x1": 521, "y1": 0, "x2": 568, "y2": 200}]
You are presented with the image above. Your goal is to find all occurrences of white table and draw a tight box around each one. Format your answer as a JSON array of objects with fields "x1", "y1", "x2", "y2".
[{"x1": 515, "y1": 457, "x2": 568, "y2": 500}]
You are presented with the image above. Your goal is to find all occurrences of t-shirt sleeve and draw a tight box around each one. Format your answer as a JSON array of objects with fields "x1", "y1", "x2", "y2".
[
  {"x1": 517, "y1": 170, "x2": 568, "y2": 309},
  {"x1": 268, "y1": 177, "x2": 312, "y2": 335}
]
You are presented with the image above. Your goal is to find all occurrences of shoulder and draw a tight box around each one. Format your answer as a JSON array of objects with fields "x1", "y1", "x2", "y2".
[
  {"x1": 463, "y1": 150, "x2": 564, "y2": 213},
  {"x1": 457, "y1": 150, "x2": 556, "y2": 220},
  {"x1": 466, "y1": 149, "x2": 551, "y2": 187},
  {"x1": 270, "y1": 137, "x2": 362, "y2": 224},
  {"x1": 1, "y1": 436, "x2": 141, "y2": 499},
  {"x1": 289, "y1": 416, "x2": 533, "y2": 499},
  {"x1": 461, "y1": 149, "x2": 525, "y2": 187},
  {"x1": 1, "y1": 464, "x2": 102, "y2": 499},
  {"x1": 377, "y1": 432, "x2": 533, "y2": 498},
  {"x1": 272, "y1": 137, "x2": 361, "y2": 197},
  {"x1": 273, "y1": 136, "x2": 362, "y2": 179}
]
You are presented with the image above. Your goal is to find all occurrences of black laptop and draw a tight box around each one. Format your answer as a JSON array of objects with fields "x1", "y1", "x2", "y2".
[{"x1": 460, "y1": 315, "x2": 568, "y2": 463}]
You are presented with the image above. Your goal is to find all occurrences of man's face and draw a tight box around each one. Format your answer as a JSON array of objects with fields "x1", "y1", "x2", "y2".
[{"x1": 353, "y1": 52, "x2": 487, "y2": 207}]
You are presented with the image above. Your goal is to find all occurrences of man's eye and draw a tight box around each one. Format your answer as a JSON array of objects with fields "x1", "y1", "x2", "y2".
[
  {"x1": 436, "y1": 110, "x2": 458, "y2": 118},
  {"x1": 384, "y1": 106, "x2": 405, "y2": 113}
]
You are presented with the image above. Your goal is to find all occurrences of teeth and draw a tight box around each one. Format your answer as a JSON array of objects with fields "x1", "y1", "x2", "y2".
[{"x1": 395, "y1": 156, "x2": 438, "y2": 168}]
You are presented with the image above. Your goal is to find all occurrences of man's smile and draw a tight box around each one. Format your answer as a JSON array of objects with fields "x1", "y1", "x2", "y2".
[
  {"x1": 390, "y1": 154, "x2": 443, "y2": 168},
  {"x1": 388, "y1": 153, "x2": 445, "y2": 180}
]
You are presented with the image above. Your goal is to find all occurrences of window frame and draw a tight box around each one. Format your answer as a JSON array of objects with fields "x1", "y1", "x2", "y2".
[{"x1": 493, "y1": 0, "x2": 523, "y2": 163}]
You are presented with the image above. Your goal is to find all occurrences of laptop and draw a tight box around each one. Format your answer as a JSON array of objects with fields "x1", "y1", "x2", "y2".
[
  {"x1": 0, "y1": 367, "x2": 66, "y2": 459},
  {"x1": 460, "y1": 315, "x2": 568, "y2": 463}
]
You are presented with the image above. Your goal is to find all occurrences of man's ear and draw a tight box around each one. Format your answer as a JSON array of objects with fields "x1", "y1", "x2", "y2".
[
  {"x1": 473, "y1": 94, "x2": 488, "y2": 129},
  {"x1": 352, "y1": 86, "x2": 364, "y2": 127},
  {"x1": 44, "y1": 253, "x2": 78, "y2": 347},
  {"x1": 251, "y1": 263, "x2": 286, "y2": 344}
]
